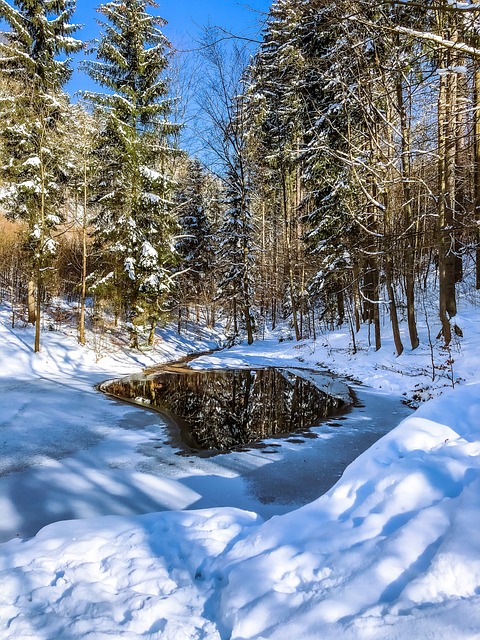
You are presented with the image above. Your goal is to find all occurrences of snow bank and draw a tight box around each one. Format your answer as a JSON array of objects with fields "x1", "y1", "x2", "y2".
[
  {"x1": 0, "y1": 509, "x2": 261, "y2": 640},
  {"x1": 215, "y1": 383, "x2": 480, "y2": 639}
]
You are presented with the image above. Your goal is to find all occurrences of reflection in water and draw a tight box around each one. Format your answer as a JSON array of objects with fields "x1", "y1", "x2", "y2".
[{"x1": 101, "y1": 368, "x2": 348, "y2": 452}]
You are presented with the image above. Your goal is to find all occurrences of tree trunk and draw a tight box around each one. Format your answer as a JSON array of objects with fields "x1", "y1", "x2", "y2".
[
  {"x1": 34, "y1": 269, "x2": 42, "y2": 353},
  {"x1": 244, "y1": 303, "x2": 254, "y2": 345},
  {"x1": 148, "y1": 319, "x2": 156, "y2": 346},
  {"x1": 385, "y1": 254, "x2": 403, "y2": 356},
  {"x1": 233, "y1": 298, "x2": 238, "y2": 336},
  {"x1": 281, "y1": 169, "x2": 300, "y2": 341},
  {"x1": 372, "y1": 265, "x2": 381, "y2": 352},
  {"x1": 395, "y1": 71, "x2": 419, "y2": 349},
  {"x1": 79, "y1": 159, "x2": 88, "y2": 346},
  {"x1": 271, "y1": 211, "x2": 278, "y2": 330},
  {"x1": 454, "y1": 51, "x2": 468, "y2": 284},
  {"x1": 363, "y1": 258, "x2": 381, "y2": 351},
  {"x1": 353, "y1": 262, "x2": 361, "y2": 333},
  {"x1": 336, "y1": 285, "x2": 345, "y2": 327},
  {"x1": 474, "y1": 58, "x2": 480, "y2": 288},
  {"x1": 34, "y1": 144, "x2": 47, "y2": 354},
  {"x1": 437, "y1": 34, "x2": 459, "y2": 345},
  {"x1": 28, "y1": 277, "x2": 36, "y2": 324}
]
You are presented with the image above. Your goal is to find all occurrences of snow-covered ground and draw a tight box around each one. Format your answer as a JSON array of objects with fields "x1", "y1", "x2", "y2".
[{"x1": 1, "y1": 296, "x2": 480, "y2": 639}]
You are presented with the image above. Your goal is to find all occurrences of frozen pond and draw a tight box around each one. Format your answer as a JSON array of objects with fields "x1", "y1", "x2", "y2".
[
  {"x1": 0, "y1": 361, "x2": 412, "y2": 542},
  {"x1": 100, "y1": 367, "x2": 351, "y2": 452}
]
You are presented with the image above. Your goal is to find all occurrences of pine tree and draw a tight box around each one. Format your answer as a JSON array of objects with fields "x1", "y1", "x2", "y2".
[
  {"x1": 0, "y1": 0, "x2": 82, "y2": 351},
  {"x1": 245, "y1": 0, "x2": 310, "y2": 340},
  {"x1": 84, "y1": 0, "x2": 181, "y2": 348},
  {"x1": 216, "y1": 159, "x2": 255, "y2": 344},
  {"x1": 175, "y1": 158, "x2": 215, "y2": 324}
]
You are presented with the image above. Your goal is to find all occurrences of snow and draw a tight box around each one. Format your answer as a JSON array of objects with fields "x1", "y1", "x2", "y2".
[
  {"x1": 140, "y1": 166, "x2": 162, "y2": 181},
  {"x1": 140, "y1": 240, "x2": 159, "y2": 267},
  {"x1": 22, "y1": 156, "x2": 41, "y2": 168},
  {"x1": 19, "y1": 179, "x2": 40, "y2": 192},
  {"x1": 124, "y1": 256, "x2": 136, "y2": 280},
  {"x1": 215, "y1": 389, "x2": 480, "y2": 639},
  {"x1": 1, "y1": 296, "x2": 480, "y2": 639}
]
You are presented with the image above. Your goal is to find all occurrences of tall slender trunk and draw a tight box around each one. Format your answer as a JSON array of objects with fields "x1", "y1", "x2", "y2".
[
  {"x1": 396, "y1": 70, "x2": 419, "y2": 349},
  {"x1": 79, "y1": 148, "x2": 88, "y2": 345},
  {"x1": 365, "y1": 164, "x2": 381, "y2": 351},
  {"x1": 241, "y1": 186, "x2": 254, "y2": 345},
  {"x1": 233, "y1": 298, "x2": 238, "y2": 336},
  {"x1": 362, "y1": 257, "x2": 381, "y2": 351},
  {"x1": 243, "y1": 238, "x2": 254, "y2": 346},
  {"x1": 353, "y1": 262, "x2": 361, "y2": 333},
  {"x1": 437, "y1": 14, "x2": 457, "y2": 345},
  {"x1": 281, "y1": 168, "x2": 300, "y2": 340},
  {"x1": 271, "y1": 206, "x2": 278, "y2": 330},
  {"x1": 336, "y1": 284, "x2": 345, "y2": 327},
  {"x1": 474, "y1": 54, "x2": 480, "y2": 288},
  {"x1": 34, "y1": 267, "x2": 42, "y2": 353},
  {"x1": 372, "y1": 262, "x2": 381, "y2": 352},
  {"x1": 34, "y1": 144, "x2": 47, "y2": 354},
  {"x1": 454, "y1": 52, "x2": 468, "y2": 283},
  {"x1": 260, "y1": 200, "x2": 266, "y2": 323},
  {"x1": 244, "y1": 302, "x2": 253, "y2": 345},
  {"x1": 385, "y1": 253, "x2": 403, "y2": 356}
]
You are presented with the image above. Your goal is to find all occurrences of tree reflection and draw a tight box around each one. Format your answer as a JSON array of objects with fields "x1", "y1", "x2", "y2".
[{"x1": 103, "y1": 368, "x2": 346, "y2": 451}]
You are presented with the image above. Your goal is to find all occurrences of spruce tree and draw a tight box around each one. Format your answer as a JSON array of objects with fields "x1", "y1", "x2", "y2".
[
  {"x1": 175, "y1": 159, "x2": 215, "y2": 324},
  {"x1": 245, "y1": 0, "x2": 306, "y2": 339},
  {"x1": 196, "y1": 30, "x2": 257, "y2": 343},
  {"x1": 291, "y1": 0, "x2": 357, "y2": 330},
  {"x1": 84, "y1": 0, "x2": 180, "y2": 348},
  {"x1": 216, "y1": 159, "x2": 255, "y2": 345},
  {"x1": 0, "y1": 0, "x2": 82, "y2": 351}
]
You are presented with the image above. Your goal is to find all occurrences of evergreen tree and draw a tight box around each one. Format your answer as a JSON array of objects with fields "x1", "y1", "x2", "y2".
[
  {"x1": 176, "y1": 159, "x2": 212, "y2": 291},
  {"x1": 216, "y1": 159, "x2": 255, "y2": 344},
  {"x1": 245, "y1": 0, "x2": 310, "y2": 339},
  {"x1": 175, "y1": 158, "x2": 215, "y2": 322},
  {"x1": 0, "y1": 0, "x2": 82, "y2": 351},
  {"x1": 84, "y1": 0, "x2": 180, "y2": 348},
  {"x1": 293, "y1": 0, "x2": 359, "y2": 332}
]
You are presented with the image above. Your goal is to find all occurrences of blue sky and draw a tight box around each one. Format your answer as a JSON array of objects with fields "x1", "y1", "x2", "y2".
[{"x1": 67, "y1": 0, "x2": 271, "y2": 95}]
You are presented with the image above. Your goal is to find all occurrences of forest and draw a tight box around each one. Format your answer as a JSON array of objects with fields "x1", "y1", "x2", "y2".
[{"x1": 0, "y1": 0, "x2": 479, "y2": 354}]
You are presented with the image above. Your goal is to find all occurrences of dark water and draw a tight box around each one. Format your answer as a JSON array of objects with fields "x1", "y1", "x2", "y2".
[{"x1": 100, "y1": 368, "x2": 350, "y2": 452}]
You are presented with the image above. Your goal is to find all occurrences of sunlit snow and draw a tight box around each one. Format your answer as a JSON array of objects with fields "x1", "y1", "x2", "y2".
[{"x1": 1, "y1": 297, "x2": 480, "y2": 639}]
